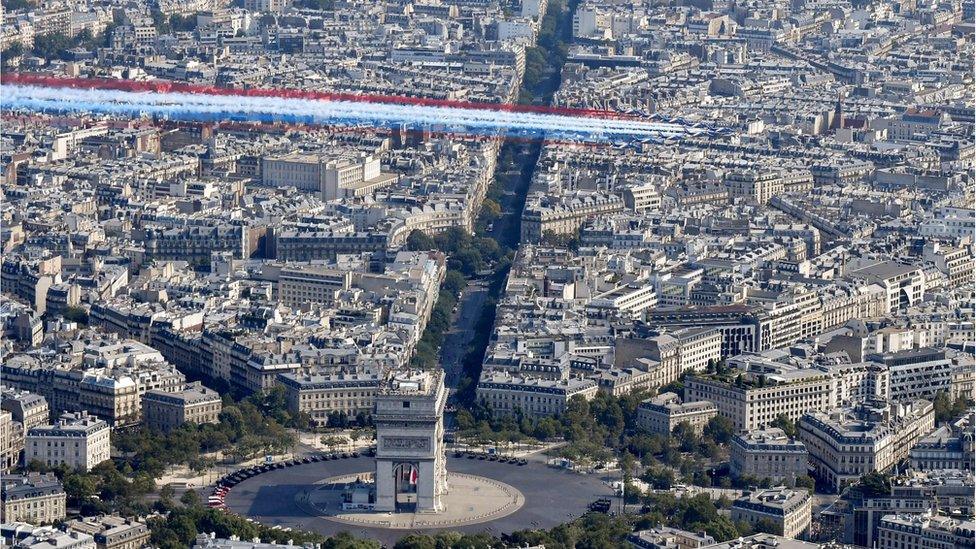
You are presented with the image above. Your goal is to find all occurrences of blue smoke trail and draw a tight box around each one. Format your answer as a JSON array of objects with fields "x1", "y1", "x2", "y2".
[{"x1": 1, "y1": 84, "x2": 715, "y2": 143}]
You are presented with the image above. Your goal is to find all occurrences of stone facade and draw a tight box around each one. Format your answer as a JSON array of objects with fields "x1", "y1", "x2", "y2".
[{"x1": 373, "y1": 371, "x2": 447, "y2": 513}]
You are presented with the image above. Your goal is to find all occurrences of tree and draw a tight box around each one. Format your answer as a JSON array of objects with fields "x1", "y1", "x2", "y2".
[
  {"x1": 349, "y1": 430, "x2": 363, "y2": 447},
  {"x1": 394, "y1": 534, "x2": 437, "y2": 549},
  {"x1": 703, "y1": 415, "x2": 734, "y2": 444},
  {"x1": 169, "y1": 13, "x2": 197, "y2": 32},
  {"x1": 159, "y1": 484, "x2": 176, "y2": 501},
  {"x1": 480, "y1": 198, "x2": 502, "y2": 221},
  {"x1": 933, "y1": 391, "x2": 971, "y2": 424},
  {"x1": 641, "y1": 466, "x2": 675, "y2": 489},
  {"x1": 703, "y1": 516, "x2": 741, "y2": 542},
  {"x1": 795, "y1": 475, "x2": 816, "y2": 491},
  {"x1": 659, "y1": 379, "x2": 684, "y2": 396},
  {"x1": 860, "y1": 471, "x2": 891, "y2": 498},
  {"x1": 932, "y1": 391, "x2": 952, "y2": 423},
  {"x1": 63, "y1": 473, "x2": 99, "y2": 502},
  {"x1": 322, "y1": 532, "x2": 380, "y2": 549},
  {"x1": 1, "y1": 0, "x2": 32, "y2": 11},
  {"x1": 753, "y1": 518, "x2": 781, "y2": 535},
  {"x1": 32, "y1": 32, "x2": 71, "y2": 59},
  {"x1": 771, "y1": 414, "x2": 797, "y2": 438},
  {"x1": 321, "y1": 435, "x2": 346, "y2": 453},
  {"x1": 1, "y1": 41, "x2": 25, "y2": 65},
  {"x1": 180, "y1": 489, "x2": 201, "y2": 507},
  {"x1": 405, "y1": 230, "x2": 435, "y2": 251},
  {"x1": 672, "y1": 422, "x2": 699, "y2": 453}
]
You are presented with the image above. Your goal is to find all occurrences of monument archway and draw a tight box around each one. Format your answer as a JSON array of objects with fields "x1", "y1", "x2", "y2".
[{"x1": 392, "y1": 462, "x2": 419, "y2": 512}]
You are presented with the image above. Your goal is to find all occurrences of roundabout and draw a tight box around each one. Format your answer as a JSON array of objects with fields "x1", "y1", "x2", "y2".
[
  {"x1": 299, "y1": 471, "x2": 524, "y2": 529},
  {"x1": 222, "y1": 455, "x2": 616, "y2": 545}
]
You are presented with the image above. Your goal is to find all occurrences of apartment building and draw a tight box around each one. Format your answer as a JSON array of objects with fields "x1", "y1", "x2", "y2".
[
  {"x1": 142, "y1": 382, "x2": 223, "y2": 433},
  {"x1": 0, "y1": 473, "x2": 66, "y2": 525},
  {"x1": 922, "y1": 243, "x2": 974, "y2": 289},
  {"x1": 869, "y1": 348, "x2": 952, "y2": 401},
  {"x1": 798, "y1": 400, "x2": 935, "y2": 492},
  {"x1": 877, "y1": 513, "x2": 974, "y2": 549},
  {"x1": 685, "y1": 369, "x2": 833, "y2": 432},
  {"x1": 673, "y1": 327, "x2": 723, "y2": 372},
  {"x1": 620, "y1": 182, "x2": 662, "y2": 212},
  {"x1": 730, "y1": 428, "x2": 808, "y2": 483},
  {"x1": 730, "y1": 487, "x2": 812, "y2": 540},
  {"x1": 261, "y1": 152, "x2": 395, "y2": 201},
  {"x1": 724, "y1": 170, "x2": 785, "y2": 205},
  {"x1": 278, "y1": 372, "x2": 381, "y2": 426},
  {"x1": 847, "y1": 262, "x2": 924, "y2": 314},
  {"x1": 476, "y1": 373, "x2": 599, "y2": 419},
  {"x1": 25, "y1": 412, "x2": 111, "y2": 472},
  {"x1": 65, "y1": 515, "x2": 151, "y2": 549},
  {"x1": 0, "y1": 410, "x2": 20, "y2": 472},
  {"x1": 636, "y1": 392, "x2": 717, "y2": 436},
  {"x1": 2, "y1": 389, "x2": 50, "y2": 433},
  {"x1": 278, "y1": 266, "x2": 352, "y2": 308},
  {"x1": 909, "y1": 414, "x2": 974, "y2": 471},
  {"x1": 520, "y1": 192, "x2": 625, "y2": 241}
]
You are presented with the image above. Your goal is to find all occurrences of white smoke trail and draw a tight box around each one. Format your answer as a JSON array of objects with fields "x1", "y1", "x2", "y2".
[{"x1": 1, "y1": 84, "x2": 709, "y2": 142}]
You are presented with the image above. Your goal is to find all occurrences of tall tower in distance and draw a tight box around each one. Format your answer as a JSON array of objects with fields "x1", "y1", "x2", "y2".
[{"x1": 373, "y1": 370, "x2": 448, "y2": 513}]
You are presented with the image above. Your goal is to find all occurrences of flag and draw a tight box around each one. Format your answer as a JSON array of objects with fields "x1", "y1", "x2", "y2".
[{"x1": 410, "y1": 467, "x2": 418, "y2": 485}]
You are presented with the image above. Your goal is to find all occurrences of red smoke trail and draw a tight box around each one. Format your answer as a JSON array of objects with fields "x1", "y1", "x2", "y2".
[
  {"x1": 0, "y1": 112, "x2": 611, "y2": 148},
  {"x1": 3, "y1": 73, "x2": 643, "y2": 122}
]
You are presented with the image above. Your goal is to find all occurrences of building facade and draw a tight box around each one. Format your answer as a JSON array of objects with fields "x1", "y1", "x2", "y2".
[
  {"x1": 730, "y1": 487, "x2": 812, "y2": 539},
  {"x1": 373, "y1": 371, "x2": 447, "y2": 513},
  {"x1": 0, "y1": 473, "x2": 66, "y2": 525},
  {"x1": 142, "y1": 382, "x2": 222, "y2": 433},
  {"x1": 636, "y1": 392, "x2": 717, "y2": 436},
  {"x1": 730, "y1": 428, "x2": 809, "y2": 483},
  {"x1": 798, "y1": 400, "x2": 935, "y2": 492},
  {"x1": 476, "y1": 373, "x2": 599, "y2": 419},
  {"x1": 25, "y1": 412, "x2": 111, "y2": 472}
]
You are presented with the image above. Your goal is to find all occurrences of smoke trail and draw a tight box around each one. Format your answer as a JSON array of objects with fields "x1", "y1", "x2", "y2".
[{"x1": 1, "y1": 84, "x2": 713, "y2": 143}]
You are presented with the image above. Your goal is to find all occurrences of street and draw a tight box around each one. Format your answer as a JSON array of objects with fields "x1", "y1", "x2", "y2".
[{"x1": 440, "y1": 280, "x2": 489, "y2": 391}]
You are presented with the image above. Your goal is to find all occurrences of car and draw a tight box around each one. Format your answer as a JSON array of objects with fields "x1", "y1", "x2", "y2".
[{"x1": 588, "y1": 498, "x2": 612, "y2": 513}]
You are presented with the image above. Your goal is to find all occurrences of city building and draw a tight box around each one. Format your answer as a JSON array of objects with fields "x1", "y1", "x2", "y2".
[
  {"x1": 627, "y1": 526, "x2": 715, "y2": 549},
  {"x1": 909, "y1": 413, "x2": 974, "y2": 471},
  {"x1": 730, "y1": 428, "x2": 809, "y2": 483},
  {"x1": 25, "y1": 412, "x2": 111, "y2": 472},
  {"x1": 0, "y1": 473, "x2": 66, "y2": 525},
  {"x1": 636, "y1": 393, "x2": 717, "y2": 436},
  {"x1": 798, "y1": 400, "x2": 935, "y2": 492},
  {"x1": 142, "y1": 382, "x2": 223, "y2": 433},
  {"x1": 876, "y1": 513, "x2": 975, "y2": 549},
  {"x1": 64, "y1": 516, "x2": 151, "y2": 549},
  {"x1": 476, "y1": 373, "x2": 599, "y2": 419},
  {"x1": 730, "y1": 487, "x2": 812, "y2": 540},
  {"x1": 279, "y1": 372, "x2": 381, "y2": 427}
]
